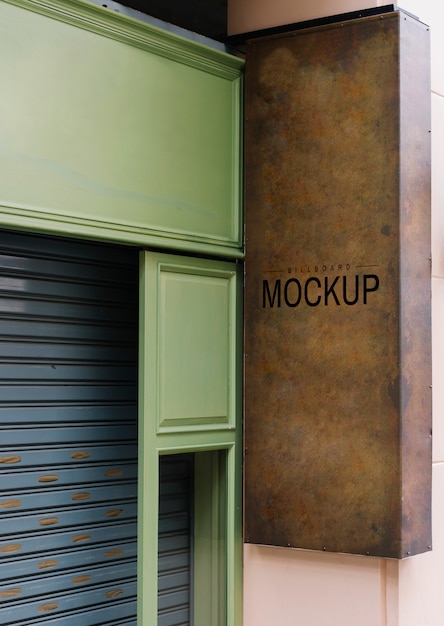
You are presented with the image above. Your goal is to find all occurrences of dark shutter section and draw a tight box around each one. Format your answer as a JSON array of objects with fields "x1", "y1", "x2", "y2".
[
  {"x1": 158, "y1": 454, "x2": 194, "y2": 626},
  {"x1": 0, "y1": 231, "x2": 139, "y2": 625}
]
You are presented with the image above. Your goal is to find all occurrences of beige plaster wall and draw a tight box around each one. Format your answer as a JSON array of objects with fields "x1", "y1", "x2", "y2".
[
  {"x1": 243, "y1": 545, "x2": 399, "y2": 626},
  {"x1": 234, "y1": 1, "x2": 443, "y2": 625},
  {"x1": 227, "y1": 0, "x2": 382, "y2": 35}
]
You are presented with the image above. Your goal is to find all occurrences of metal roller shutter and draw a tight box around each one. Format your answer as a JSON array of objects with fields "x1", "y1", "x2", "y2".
[
  {"x1": 0, "y1": 231, "x2": 139, "y2": 625},
  {"x1": 158, "y1": 454, "x2": 194, "y2": 626}
]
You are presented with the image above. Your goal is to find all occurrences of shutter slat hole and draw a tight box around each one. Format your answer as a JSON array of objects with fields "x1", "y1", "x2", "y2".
[
  {"x1": 0, "y1": 544, "x2": 21, "y2": 554},
  {"x1": 38, "y1": 602, "x2": 58, "y2": 613},
  {"x1": 72, "y1": 575, "x2": 91, "y2": 585},
  {"x1": 106, "y1": 469, "x2": 123, "y2": 477},
  {"x1": 0, "y1": 456, "x2": 21, "y2": 465},
  {"x1": 0, "y1": 588, "x2": 21, "y2": 599},
  {"x1": 72, "y1": 492, "x2": 91, "y2": 501},
  {"x1": 72, "y1": 533, "x2": 91, "y2": 543},
  {"x1": 0, "y1": 499, "x2": 22, "y2": 509},
  {"x1": 39, "y1": 517, "x2": 59, "y2": 526},
  {"x1": 38, "y1": 475, "x2": 58, "y2": 483},
  {"x1": 105, "y1": 549, "x2": 123, "y2": 558},
  {"x1": 71, "y1": 451, "x2": 90, "y2": 459},
  {"x1": 39, "y1": 560, "x2": 58, "y2": 569}
]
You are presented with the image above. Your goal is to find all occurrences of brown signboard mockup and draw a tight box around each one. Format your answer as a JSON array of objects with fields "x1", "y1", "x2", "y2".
[{"x1": 244, "y1": 10, "x2": 431, "y2": 558}]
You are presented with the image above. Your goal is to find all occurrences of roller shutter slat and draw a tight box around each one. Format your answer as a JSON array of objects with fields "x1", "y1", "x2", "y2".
[
  {"x1": 0, "y1": 274, "x2": 137, "y2": 302},
  {"x1": 0, "y1": 342, "x2": 136, "y2": 360},
  {"x1": 0, "y1": 591, "x2": 137, "y2": 625},
  {"x1": 0, "y1": 319, "x2": 135, "y2": 342},
  {"x1": 0, "y1": 480, "x2": 137, "y2": 504},
  {"x1": 0, "y1": 253, "x2": 134, "y2": 283},
  {"x1": 0, "y1": 501, "x2": 137, "y2": 535},
  {"x1": 0, "y1": 443, "x2": 137, "y2": 466},
  {"x1": 0, "y1": 406, "x2": 137, "y2": 424},
  {"x1": 7, "y1": 600, "x2": 137, "y2": 626},
  {"x1": 0, "y1": 364, "x2": 137, "y2": 381},
  {"x1": 0, "y1": 561, "x2": 136, "y2": 604},
  {"x1": 0, "y1": 384, "x2": 136, "y2": 404},
  {"x1": 0, "y1": 541, "x2": 137, "y2": 581},
  {"x1": 0, "y1": 522, "x2": 138, "y2": 560},
  {"x1": 0, "y1": 426, "x2": 136, "y2": 446},
  {"x1": 0, "y1": 297, "x2": 135, "y2": 323}
]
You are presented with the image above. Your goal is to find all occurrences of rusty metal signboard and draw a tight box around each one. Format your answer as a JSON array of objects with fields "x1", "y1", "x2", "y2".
[{"x1": 244, "y1": 10, "x2": 431, "y2": 558}]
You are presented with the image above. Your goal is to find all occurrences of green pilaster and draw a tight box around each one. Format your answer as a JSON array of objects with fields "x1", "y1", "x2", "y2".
[{"x1": 139, "y1": 251, "x2": 243, "y2": 625}]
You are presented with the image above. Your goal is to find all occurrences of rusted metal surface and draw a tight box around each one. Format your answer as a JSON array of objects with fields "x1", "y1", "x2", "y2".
[{"x1": 244, "y1": 11, "x2": 431, "y2": 558}]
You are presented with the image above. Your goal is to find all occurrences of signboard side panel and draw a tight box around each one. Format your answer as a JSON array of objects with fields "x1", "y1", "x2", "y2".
[{"x1": 399, "y1": 15, "x2": 432, "y2": 557}]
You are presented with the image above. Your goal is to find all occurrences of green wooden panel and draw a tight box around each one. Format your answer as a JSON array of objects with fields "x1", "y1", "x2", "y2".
[
  {"x1": 145, "y1": 252, "x2": 237, "y2": 431},
  {"x1": 0, "y1": 0, "x2": 243, "y2": 255},
  {"x1": 159, "y1": 269, "x2": 231, "y2": 428}
]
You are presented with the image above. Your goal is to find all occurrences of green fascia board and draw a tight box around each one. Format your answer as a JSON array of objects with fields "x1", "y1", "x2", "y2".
[{"x1": 0, "y1": 0, "x2": 244, "y2": 257}]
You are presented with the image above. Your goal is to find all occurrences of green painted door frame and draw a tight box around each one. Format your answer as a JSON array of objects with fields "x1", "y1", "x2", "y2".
[{"x1": 139, "y1": 251, "x2": 243, "y2": 625}]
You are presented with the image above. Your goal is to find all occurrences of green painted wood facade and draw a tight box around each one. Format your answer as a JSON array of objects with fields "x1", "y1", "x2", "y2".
[{"x1": 0, "y1": 0, "x2": 244, "y2": 623}]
